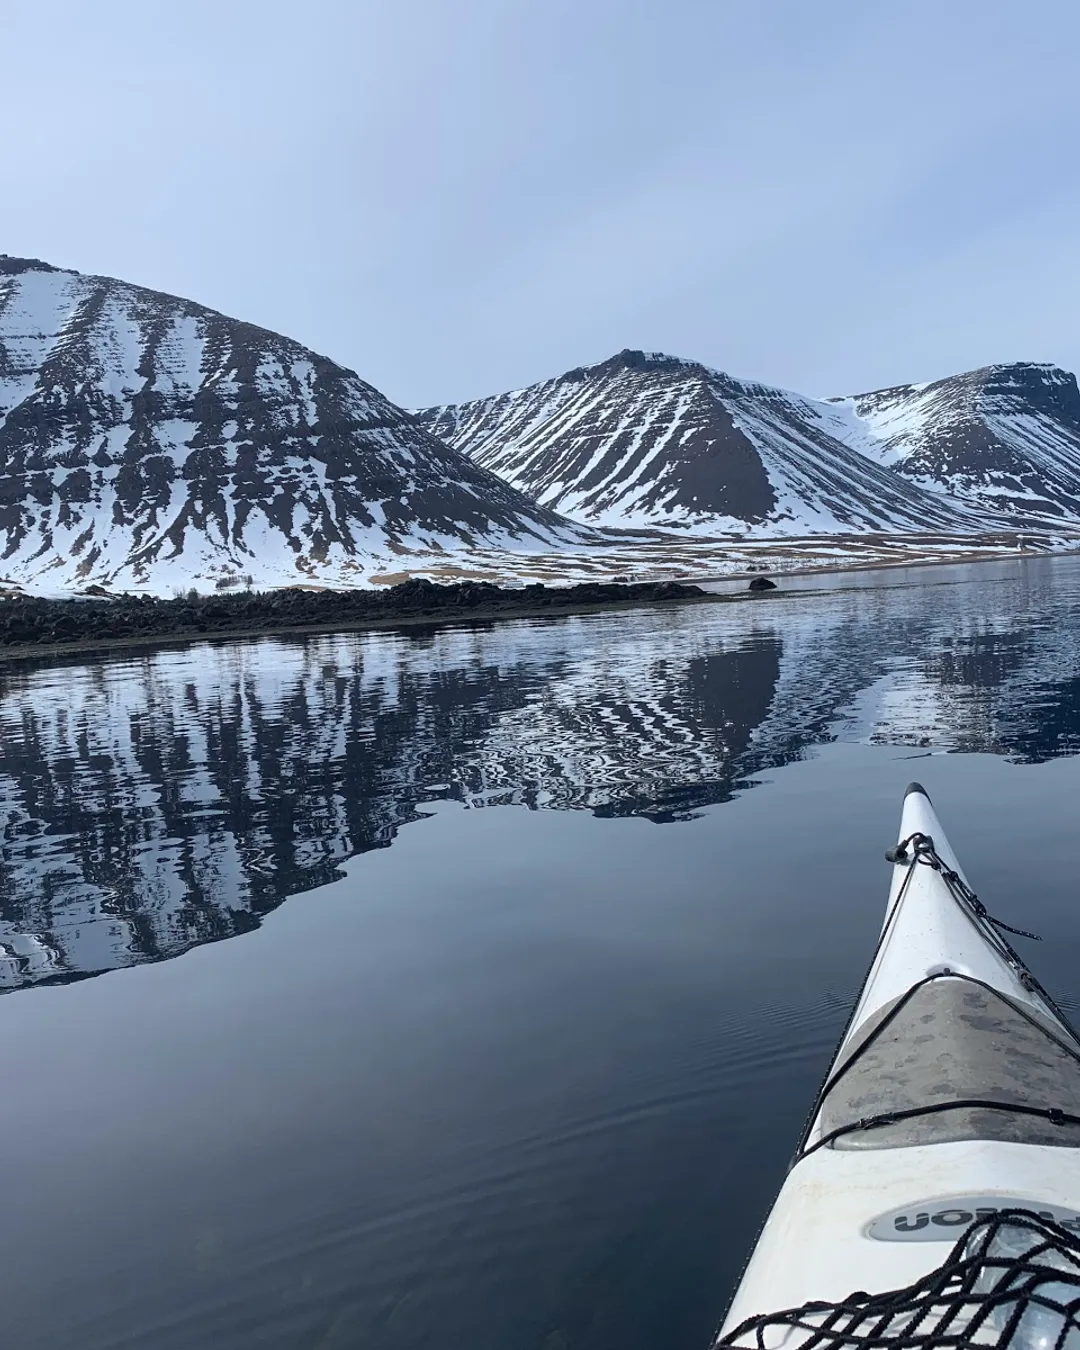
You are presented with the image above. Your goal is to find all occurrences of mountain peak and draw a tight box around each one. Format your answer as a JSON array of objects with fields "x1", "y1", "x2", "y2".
[
  {"x1": 965, "y1": 360, "x2": 1079, "y2": 403},
  {"x1": 567, "y1": 350, "x2": 794, "y2": 404},
  {"x1": 588, "y1": 349, "x2": 705, "y2": 378},
  {"x1": 852, "y1": 361, "x2": 1076, "y2": 404},
  {"x1": 974, "y1": 360, "x2": 1071, "y2": 379},
  {"x1": 851, "y1": 360, "x2": 1080, "y2": 420},
  {"x1": 546, "y1": 349, "x2": 709, "y2": 388},
  {"x1": 0, "y1": 254, "x2": 62, "y2": 276}
]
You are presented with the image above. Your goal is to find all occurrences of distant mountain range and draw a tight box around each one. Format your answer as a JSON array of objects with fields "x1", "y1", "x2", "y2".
[
  {"x1": 417, "y1": 351, "x2": 1080, "y2": 535},
  {"x1": 2, "y1": 254, "x2": 1080, "y2": 592}
]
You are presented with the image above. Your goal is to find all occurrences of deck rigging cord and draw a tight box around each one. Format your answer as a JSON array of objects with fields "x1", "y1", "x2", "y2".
[
  {"x1": 886, "y1": 832, "x2": 1042, "y2": 944},
  {"x1": 716, "y1": 1211, "x2": 1080, "y2": 1350}
]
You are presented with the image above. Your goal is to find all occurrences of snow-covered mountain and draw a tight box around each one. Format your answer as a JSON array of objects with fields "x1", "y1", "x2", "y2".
[
  {"x1": 5, "y1": 253, "x2": 1079, "y2": 588},
  {"x1": 416, "y1": 350, "x2": 992, "y2": 535},
  {"x1": 418, "y1": 351, "x2": 1080, "y2": 536},
  {"x1": 829, "y1": 363, "x2": 1080, "y2": 524},
  {"x1": 0, "y1": 256, "x2": 593, "y2": 591}
]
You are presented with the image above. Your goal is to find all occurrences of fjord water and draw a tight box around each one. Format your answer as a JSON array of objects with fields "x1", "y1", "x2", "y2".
[{"x1": 3, "y1": 558, "x2": 1080, "y2": 1349}]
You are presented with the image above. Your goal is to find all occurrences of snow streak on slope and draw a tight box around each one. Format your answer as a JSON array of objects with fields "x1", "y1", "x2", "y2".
[
  {"x1": 0, "y1": 256, "x2": 594, "y2": 592},
  {"x1": 830, "y1": 363, "x2": 1080, "y2": 524},
  {"x1": 417, "y1": 350, "x2": 988, "y2": 535}
]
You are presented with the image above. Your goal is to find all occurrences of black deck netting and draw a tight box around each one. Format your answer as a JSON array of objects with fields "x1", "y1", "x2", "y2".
[{"x1": 718, "y1": 1212, "x2": 1080, "y2": 1350}]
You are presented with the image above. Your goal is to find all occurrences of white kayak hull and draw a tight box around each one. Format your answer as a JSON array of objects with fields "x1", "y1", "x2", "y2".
[{"x1": 719, "y1": 784, "x2": 1080, "y2": 1337}]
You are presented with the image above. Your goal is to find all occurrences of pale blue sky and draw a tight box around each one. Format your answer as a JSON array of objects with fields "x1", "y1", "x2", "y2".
[{"x1": 3, "y1": 0, "x2": 1079, "y2": 407}]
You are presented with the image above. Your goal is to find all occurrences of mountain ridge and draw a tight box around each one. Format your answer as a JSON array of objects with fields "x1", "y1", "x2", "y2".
[
  {"x1": 4, "y1": 250, "x2": 1079, "y2": 596},
  {"x1": 418, "y1": 349, "x2": 1080, "y2": 535},
  {"x1": 416, "y1": 348, "x2": 996, "y2": 535}
]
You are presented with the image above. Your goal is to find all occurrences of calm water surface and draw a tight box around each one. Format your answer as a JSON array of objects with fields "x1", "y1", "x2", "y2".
[{"x1": 3, "y1": 554, "x2": 1080, "y2": 1348}]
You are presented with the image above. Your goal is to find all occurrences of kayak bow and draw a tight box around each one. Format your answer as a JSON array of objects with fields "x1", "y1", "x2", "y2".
[{"x1": 718, "y1": 783, "x2": 1080, "y2": 1340}]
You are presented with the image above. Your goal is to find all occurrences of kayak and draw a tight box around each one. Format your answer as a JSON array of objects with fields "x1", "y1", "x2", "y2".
[{"x1": 717, "y1": 782, "x2": 1080, "y2": 1346}]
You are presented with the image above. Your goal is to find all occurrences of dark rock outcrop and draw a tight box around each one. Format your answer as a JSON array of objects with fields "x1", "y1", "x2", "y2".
[{"x1": 0, "y1": 578, "x2": 705, "y2": 652}]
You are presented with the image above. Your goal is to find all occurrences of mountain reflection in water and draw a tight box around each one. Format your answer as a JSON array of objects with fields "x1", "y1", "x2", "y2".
[{"x1": 1, "y1": 554, "x2": 1079, "y2": 990}]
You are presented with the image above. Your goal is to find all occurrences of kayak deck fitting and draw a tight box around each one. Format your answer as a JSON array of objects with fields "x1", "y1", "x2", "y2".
[
  {"x1": 716, "y1": 784, "x2": 1080, "y2": 1349},
  {"x1": 721, "y1": 1209, "x2": 1080, "y2": 1350}
]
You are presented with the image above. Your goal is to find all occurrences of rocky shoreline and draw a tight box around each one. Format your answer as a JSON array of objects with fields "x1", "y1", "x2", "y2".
[{"x1": 0, "y1": 578, "x2": 725, "y2": 661}]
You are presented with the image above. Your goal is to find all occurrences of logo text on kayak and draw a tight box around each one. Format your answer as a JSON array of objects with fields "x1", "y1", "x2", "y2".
[{"x1": 867, "y1": 1197, "x2": 1080, "y2": 1241}]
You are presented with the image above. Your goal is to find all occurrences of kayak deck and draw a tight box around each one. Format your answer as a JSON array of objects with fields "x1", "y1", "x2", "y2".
[
  {"x1": 818, "y1": 975, "x2": 1080, "y2": 1149},
  {"x1": 717, "y1": 783, "x2": 1080, "y2": 1336}
]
